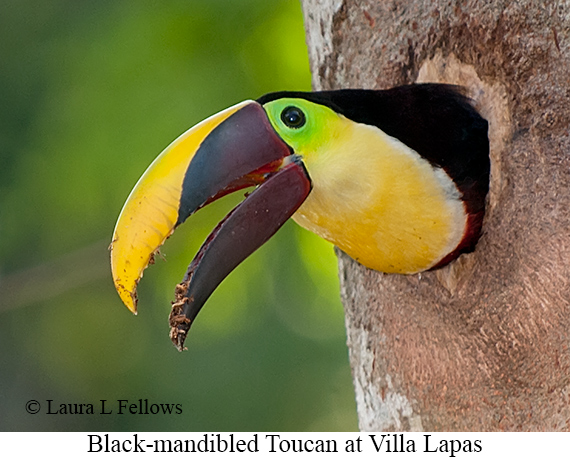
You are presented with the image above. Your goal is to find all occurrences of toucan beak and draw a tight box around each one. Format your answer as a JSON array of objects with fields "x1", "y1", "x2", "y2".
[{"x1": 110, "y1": 100, "x2": 312, "y2": 348}]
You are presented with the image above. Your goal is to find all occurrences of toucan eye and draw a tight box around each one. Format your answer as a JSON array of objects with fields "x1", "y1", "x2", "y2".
[{"x1": 281, "y1": 106, "x2": 306, "y2": 129}]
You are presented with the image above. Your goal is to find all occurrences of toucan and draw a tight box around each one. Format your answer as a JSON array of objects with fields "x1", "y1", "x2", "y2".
[{"x1": 110, "y1": 84, "x2": 490, "y2": 350}]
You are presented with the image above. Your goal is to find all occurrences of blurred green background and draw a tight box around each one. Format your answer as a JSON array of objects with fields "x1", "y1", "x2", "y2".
[{"x1": 0, "y1": 0, "x2": 357, "y2": 431}]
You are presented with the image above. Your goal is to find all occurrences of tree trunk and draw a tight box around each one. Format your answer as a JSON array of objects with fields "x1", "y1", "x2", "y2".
[{"x1": 300, "y1": 0, "x2": 570, "y2": 431}]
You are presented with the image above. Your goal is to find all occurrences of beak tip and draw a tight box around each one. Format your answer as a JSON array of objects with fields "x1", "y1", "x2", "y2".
[
  {"x1": 114, "y1": 282, "x2": 138, "y2": 314},
  {"x1": 169, "y1": 288, "x2": 193, "y2": 351},
  {"x1": 127, "y1": 296, "x2": 138, "y2": 314},
  {"x1": 123, "y1": 300, "x2": 138, "y2": 315},
  {"x1": 169, "y1": 325, "x2": 190, "y2": 352}
]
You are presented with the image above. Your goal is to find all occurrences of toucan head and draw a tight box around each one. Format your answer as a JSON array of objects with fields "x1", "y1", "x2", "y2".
[{"x1": 110, "y1": 85, "x2": 490, "y2": 350}]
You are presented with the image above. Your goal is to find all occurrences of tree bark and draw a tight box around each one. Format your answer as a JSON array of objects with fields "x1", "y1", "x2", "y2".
[{"x1": 301, "y1": 0, "x2": 570, "y2": 431}]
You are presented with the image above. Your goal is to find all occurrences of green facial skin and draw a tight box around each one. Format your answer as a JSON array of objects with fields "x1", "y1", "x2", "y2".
[{"x1": 262, "y1": 98, "x2": 342, "y2": 161}]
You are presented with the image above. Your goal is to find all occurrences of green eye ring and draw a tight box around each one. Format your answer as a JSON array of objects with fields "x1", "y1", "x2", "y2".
[{"x1": 280, "y1": 106, "x2": 306, "y2": 129}]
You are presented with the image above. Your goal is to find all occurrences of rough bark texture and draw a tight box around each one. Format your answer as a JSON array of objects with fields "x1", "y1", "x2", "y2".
[{"x1": 301, "y1": 0, "x2": 570, "y2": 431}]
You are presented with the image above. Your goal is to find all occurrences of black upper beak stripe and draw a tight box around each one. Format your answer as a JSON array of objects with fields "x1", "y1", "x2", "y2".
[{"x1": 177, "y1": 103, "x2": 293, "y2": 226}]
